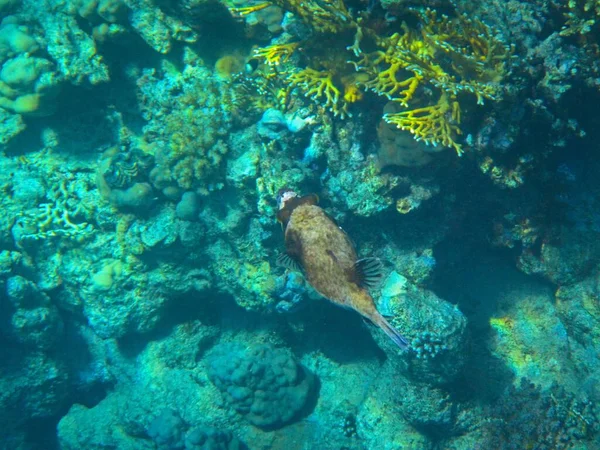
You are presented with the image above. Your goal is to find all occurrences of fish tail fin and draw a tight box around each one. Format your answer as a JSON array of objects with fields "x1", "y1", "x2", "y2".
[{"x1": 372, "y1": 312, "x2": 410, "y2": 351}]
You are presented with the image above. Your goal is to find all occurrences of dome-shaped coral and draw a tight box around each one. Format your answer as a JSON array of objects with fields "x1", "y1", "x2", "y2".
[{"x1": 207, "y1": 342, "x2": 316, "y2": 429}]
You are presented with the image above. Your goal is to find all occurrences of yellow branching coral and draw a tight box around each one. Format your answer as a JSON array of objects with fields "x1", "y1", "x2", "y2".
[
  {"x1": 358, "y1": 11, "x2": 508, "y2": 104},
  {"x1": 252, "y1": 42, "x2": 300, "y2": 65},
  {"x1": 341, "y1": 73, "x2": 368, "y2": 103},
  {"x1": 232, "y1": 0, "x2": 354, "y2": 33},
  {"x1": 430, "y1": 78, "x2": 499, "y2": 105},
  {"x1": 347, "y1": 9, "x2": 510, "y2": 151},
  {"x1": 420, "y1": 10, "x2": 511, "y2": 72},
  {"x1": 384, "y1": 92, "x2": 463, "y2": 156},
  {"x1": 350, "y1": 40, "x2": 420, "y2": 102},
  {"x1": 227, "y1": 2, "x2": 271, "y2": 17},
  {"x1": 357, "y1": 55, "x2": 423, "y2": 106},
  {"x1": 418, "y1": 9, "x2": 512, "y2": 96},
  {"x1": 244, "y1": 1, "x2": 511, "y2": 154},
  {"x1": 272, "y1": 0, "x2": 354, "y2": 34},
  {"x1": 288, "y1": 68, "x2": 348, "y2": 117},
  {"x1": 353, "y1": 41, "x2": 448, "y2": 110}
]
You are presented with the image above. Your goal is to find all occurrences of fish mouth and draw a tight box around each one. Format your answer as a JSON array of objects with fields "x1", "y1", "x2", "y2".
[{"x1": 277, "y1": 188, "x2": 298, "y2": 210}]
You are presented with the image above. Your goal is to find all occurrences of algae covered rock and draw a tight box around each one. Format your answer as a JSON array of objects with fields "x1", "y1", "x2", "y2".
[
  {"x1": 0, "y1": 107, "x2": 24, "y2": 144},
  {"x1": 1, "y1": 352, "x2": 69, "y2": 447},
  {"x1": 207, "y1": 342, "x2": 315, "y2": 429},
  {"x1": 57, "y1": 323, "x2": 223, "y2": 449},
  {"x1": 518, "y1": 228, "x2": 600, "y2": 286},
  {"x1": 379, "y1": 272, "x2": 468, "y2": 384},
  {"x1": 555, "y1": 272, "x2": 600, "y2": 379},
  {"x1": 58, "y1": 397, "x2": 153, "y2": 450},
  {"x1": 3, "y1": 275, "x2": 64, "y2": 348},
  {"x1": 0, "y1": 0, "x2": 19, "y2": 13},
  {"x1": 175, "y1": 191, "x2": 200, "y2": 221},
  {"x1": 357, "y1": 386, "x2": 433, "y2": 450}
]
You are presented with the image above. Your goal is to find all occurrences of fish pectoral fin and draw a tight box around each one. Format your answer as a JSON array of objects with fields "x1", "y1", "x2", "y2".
[
  {"x1": 354, "y1": 257, "x2": 385, "y2": 290},
  {"x1": 276, "y1": 252, "x2": 303, "y2": 273}
]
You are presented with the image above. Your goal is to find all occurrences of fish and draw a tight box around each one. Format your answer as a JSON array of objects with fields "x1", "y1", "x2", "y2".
[{"x1": 276, "y1": 189, "x2": 409, "y2": 350}]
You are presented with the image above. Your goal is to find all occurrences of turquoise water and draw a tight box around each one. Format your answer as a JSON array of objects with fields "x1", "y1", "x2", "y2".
[{"x1": 2, "y1": 0, "x2": 600, "y2": 448}]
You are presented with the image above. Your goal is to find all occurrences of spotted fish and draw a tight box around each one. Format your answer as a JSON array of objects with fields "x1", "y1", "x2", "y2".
[{"x1": 276, "y1": 190, "x2": 409, "y2": 350}]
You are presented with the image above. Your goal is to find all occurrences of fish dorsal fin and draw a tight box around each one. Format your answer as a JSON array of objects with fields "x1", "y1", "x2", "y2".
[
  {"x1": 354, "y1": 257, "x2": 384, "y2": 290},
  {"x1": 277, "y1": 194, "x2": 319, "y2": 226},
  {"x1": 276, "y1": 253, "x2": 303, "y2": 273}
]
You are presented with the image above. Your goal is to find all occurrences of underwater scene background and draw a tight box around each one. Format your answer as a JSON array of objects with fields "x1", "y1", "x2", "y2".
[{"x1": 2, "y1": 0, "x2": 600, "y2": 448}]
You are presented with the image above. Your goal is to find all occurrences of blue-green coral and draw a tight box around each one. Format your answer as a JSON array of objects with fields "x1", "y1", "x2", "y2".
[{"x1": 207, "y1": 342, "x2": 315, "y2": 429}]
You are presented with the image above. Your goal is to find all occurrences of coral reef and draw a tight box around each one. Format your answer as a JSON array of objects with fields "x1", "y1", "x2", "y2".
[
  {"x1": 482, "y1": 379, "x2": 599, "y2": 449},
  {"x1": 3, "y1": 0, "x2": 600, "y2": 448}
]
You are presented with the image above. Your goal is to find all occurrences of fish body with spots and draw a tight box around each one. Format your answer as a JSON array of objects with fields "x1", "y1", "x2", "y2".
[{"x1": 277, "y1": 190, "x2": 409, "y2": 350}]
